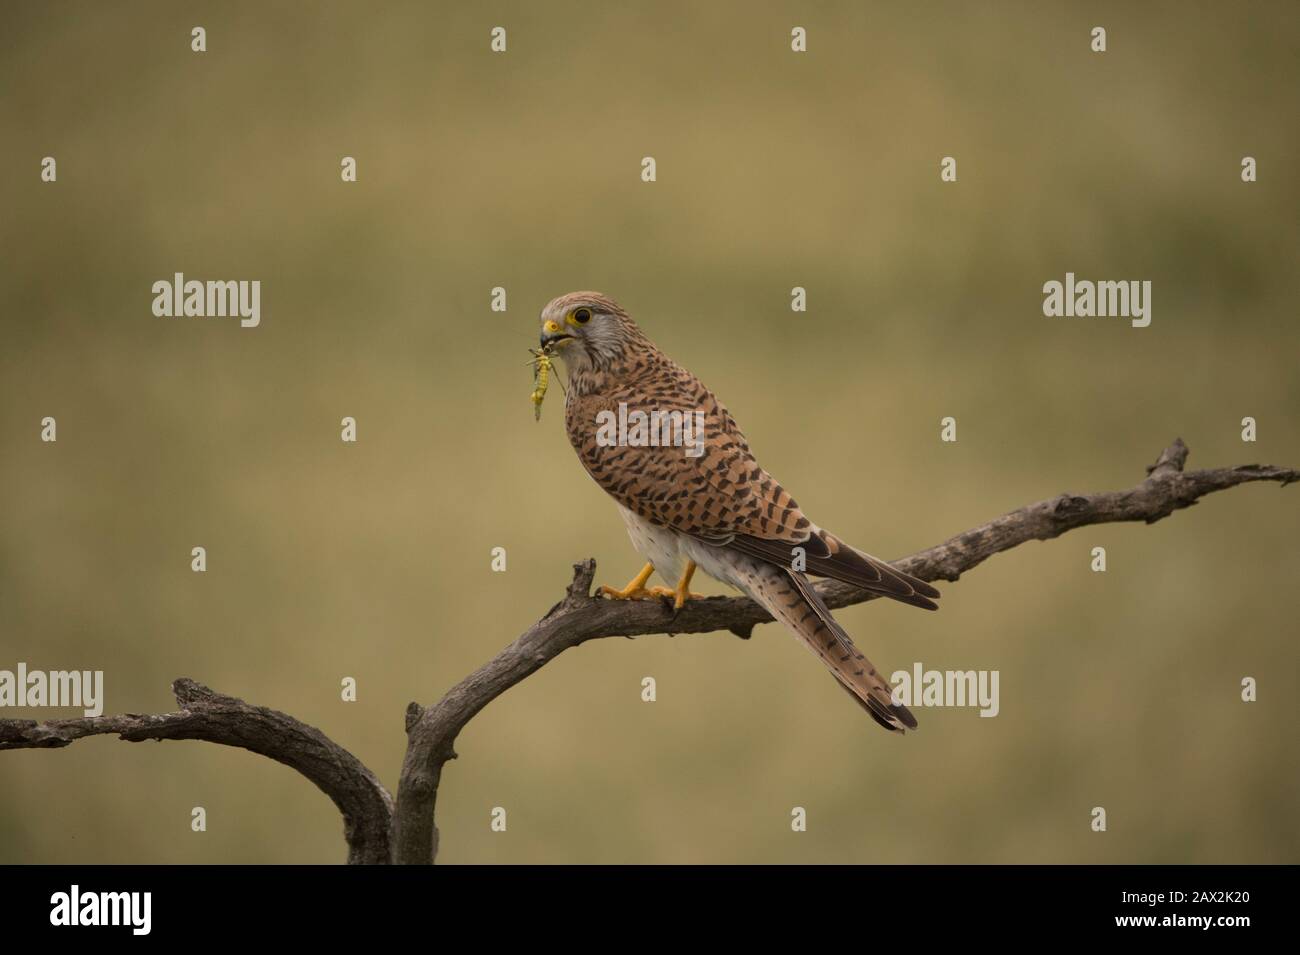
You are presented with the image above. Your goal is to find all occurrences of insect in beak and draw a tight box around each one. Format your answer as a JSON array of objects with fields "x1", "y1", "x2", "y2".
[{"x1": 527, "y1": 346, "x2": 563, "y2": 421}]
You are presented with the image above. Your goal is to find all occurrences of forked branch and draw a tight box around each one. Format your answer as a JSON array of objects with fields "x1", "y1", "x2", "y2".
[{"x1": 2, "y1": 439, "x2": 1294, "y2": 863}]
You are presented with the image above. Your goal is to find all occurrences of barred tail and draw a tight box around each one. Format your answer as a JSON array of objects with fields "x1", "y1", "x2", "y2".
[{"x1": 741, "y1": 561, "x2": 916, "y2": 733}]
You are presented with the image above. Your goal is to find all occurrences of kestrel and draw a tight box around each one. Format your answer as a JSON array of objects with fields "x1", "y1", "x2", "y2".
[{"x1": 538, "y1": 291, "x2": 940, "y2": 732}]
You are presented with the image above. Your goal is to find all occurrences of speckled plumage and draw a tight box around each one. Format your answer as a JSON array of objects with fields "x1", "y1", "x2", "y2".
[{"x1": 539, "y1": 291, "x2": 940, "y2": 732}]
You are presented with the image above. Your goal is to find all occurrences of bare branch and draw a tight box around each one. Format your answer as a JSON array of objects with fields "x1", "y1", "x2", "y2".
[
  {"x1": 0, "y1": 678, "x2": 393, "y2": 864},
  {"x1": 2, "y1": 440, "x2": 1292, "y2": 865},
  {"x1": 394, "y1": 438, "x2": 1296, "y2": 863}
]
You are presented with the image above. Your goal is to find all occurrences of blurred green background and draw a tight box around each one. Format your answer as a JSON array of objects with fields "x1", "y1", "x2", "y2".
[{"x1": 1, "y1": 1, "x2": 1296, "y2": 864}]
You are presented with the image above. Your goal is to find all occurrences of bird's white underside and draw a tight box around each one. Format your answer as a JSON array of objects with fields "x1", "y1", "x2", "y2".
[{"x1": 616, "y1": 504, "x2": 757, "y2": 596}]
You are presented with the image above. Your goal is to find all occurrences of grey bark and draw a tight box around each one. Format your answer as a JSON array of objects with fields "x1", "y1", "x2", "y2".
[
  {"x1": 0, "y1": 678, "x2": 393, "y2": 864},
  {"x1": 2, "y1": 439, "x2": 1293, "y2": 863}
]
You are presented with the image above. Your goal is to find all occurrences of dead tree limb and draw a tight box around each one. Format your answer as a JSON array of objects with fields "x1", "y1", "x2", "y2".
[
  {"x1": 0, "y1": 678, "x2": 394, "y2": 864},
  {"x1": 2, "y1": 439, "x2": 1294, "y2": 864},
  {"x1": 392, "y1": 437, "x2": 1296, "y2": 862}
]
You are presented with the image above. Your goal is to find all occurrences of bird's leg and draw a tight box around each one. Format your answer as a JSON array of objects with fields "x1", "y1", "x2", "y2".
[
  {"x1": 647, "y1": 560, "x2": 705, "y2": 610},
  {"x1": 599, "y1": 562, "x2": 658, "y2": 600}
]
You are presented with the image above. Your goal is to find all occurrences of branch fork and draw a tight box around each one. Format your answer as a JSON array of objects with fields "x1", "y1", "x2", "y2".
[{"x1": 2, "y1": 439, "x2": 1293, "y2": 863}]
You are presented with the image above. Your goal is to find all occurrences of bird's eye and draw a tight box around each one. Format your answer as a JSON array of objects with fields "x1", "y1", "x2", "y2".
[{"x1": 572, "y1": 308, "x2": 592, "y2": 324}]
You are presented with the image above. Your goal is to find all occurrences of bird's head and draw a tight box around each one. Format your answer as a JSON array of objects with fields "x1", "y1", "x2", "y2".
[{"x1": 538, "y1": 291, "x2": 637, "y2": 371}]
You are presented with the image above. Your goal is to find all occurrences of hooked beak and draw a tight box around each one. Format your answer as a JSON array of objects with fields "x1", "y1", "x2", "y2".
[{"x1": 540, "y1": 319, "x2": 575, "y2": 350}]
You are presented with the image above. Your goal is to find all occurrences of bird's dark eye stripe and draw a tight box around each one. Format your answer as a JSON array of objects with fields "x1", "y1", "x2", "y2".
[{"x1": 573, "y1": 308, "x2": 592, "y2": 323}]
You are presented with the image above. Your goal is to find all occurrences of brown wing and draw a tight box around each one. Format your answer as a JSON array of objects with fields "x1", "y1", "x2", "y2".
[{"x1": 728, "y1": 531, "x2": 940, "y2": 610}]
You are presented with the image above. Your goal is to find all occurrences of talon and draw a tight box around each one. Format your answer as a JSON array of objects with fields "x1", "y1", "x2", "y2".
[
  {"x1": 599, "y1": 562, "x2": 657, "y2": 601},
  {"x1": 677, "y1": 590, "x2": 706, "y2": 609},
  {"x1": 664, "y1": 560, "x2": 702, "y2": 610}
]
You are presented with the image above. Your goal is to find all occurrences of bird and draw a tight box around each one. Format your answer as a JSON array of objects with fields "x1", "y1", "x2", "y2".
[{"x1": 537, "y1": 291, "x2": 940, "y2": 732}]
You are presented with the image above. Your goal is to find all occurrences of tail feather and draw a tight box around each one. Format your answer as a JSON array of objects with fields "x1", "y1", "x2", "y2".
[{"x1": 741, "y1": 560, "x2": 916, "y2": 733}]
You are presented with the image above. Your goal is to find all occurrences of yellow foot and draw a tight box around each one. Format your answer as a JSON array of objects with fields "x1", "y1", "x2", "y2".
[
  {"x1": 648, "y1": 560, "x2": 703, "y2": 610},
  {"x1": 646, "y1": 585, "x2": 706, "y2": 610},
  {"x1": 599, "y1": 562, "x2": 658, "y2": 600}
]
